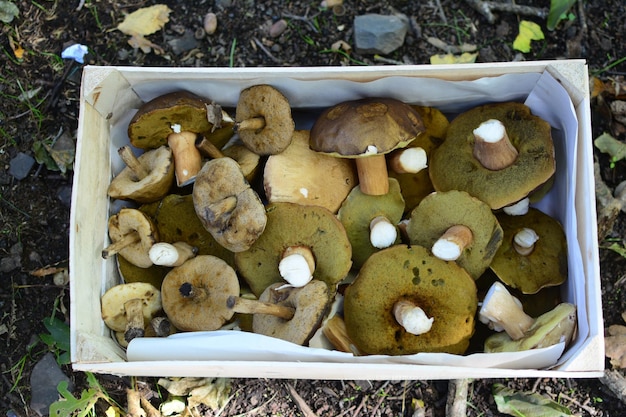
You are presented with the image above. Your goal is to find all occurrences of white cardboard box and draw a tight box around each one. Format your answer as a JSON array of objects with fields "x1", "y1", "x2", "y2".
[{"x1": 70, "y1": 60, "x2": 604, "y2": 379}]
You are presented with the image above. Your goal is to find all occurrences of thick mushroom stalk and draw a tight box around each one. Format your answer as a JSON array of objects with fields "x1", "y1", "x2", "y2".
[
  {"x1": 431, "y1": 225, "x2": 473, "y2": 261},
  {"x1": 393, "y1": 299, "x2": 434, "y2": 335},
  {"x1": 168, "y1": 128, "x2": 203, "y2": 187},
  {"x1": 278, "y1": 246, "x2": 315, "y2": 288},
  {"x1": 479, "y1": 281, "x2": 534, "y2": 340},
  {"x1": 357, "y1": 151, "x2": 390, "y2": 196},
  {"x1": 226, "y1": 295, "x2": 295, "y2": 320},
  {"x1": 388, "y1": 147, "x2": 428, "y2": 174},
  {"x1": 369, "y1": 216, "x2": 398, "y2": 249},
  {"x1": 149, "y1": 242, "x2": 197, "y2": 267},
  {"x1": 123, "y1": 298, "x2": 146, "y2": 342},
  {"x1": 513, "y1": 227, "x2": 539, "y2": 256},
  {"x1": 472, "y1": 119, "x2": 519, "y2": 171},
  {"x1": 503, "y1": 197, "x2": 530, "y2": 216}
]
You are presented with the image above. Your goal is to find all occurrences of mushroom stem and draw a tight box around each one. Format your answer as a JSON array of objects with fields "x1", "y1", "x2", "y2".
[
  {"x1": 513, "y1": 227, "x2": 539, "y2": 256},
  {"x1": 503, "y1": 197, "x2": 530, "y2": 216},
  {"x1": 478, "y1": 281, "x2": 534, "y2": 340},
  {"x1": 356, "y1": 154, "x2": 389, "y2": 195},
  {"x1": 278, "y1": 246, "x2": 316, "y2": 287},
  {"x1": 388, "y1": 147, "x2": 428, "y2": 174},
  {"x1": 168, "y1": 131, "x2": 203, "y2": 187},
  {"x1": 149, "y1": 242, "x2": 197, "y2": 267},
  {"x1": 195, "y1": 135, "x2": 226, "y2": 159},
  {"x1": 118, "y1": 146, "x2": 149, "y2": 179},
  {"x1": 150, "y1": 316, "x2": 173, "y2": 337},
  {"x1": 123, "y1": 298, "x2": 146, "y2": 342},
  {"x1": 369, "y1": 216, "x2": 398, "y2": 249},
  {"x1": 205, "y1": 196, "x2": 238, "y2": 229},
  {"x1": 322, "y1": 315, "x2": 359, "y2": 354},
  {"x1": 226, "y1": 295, "x2": 295, "y2": 320},
  {"x1": 431, "y1": 225, "x2": 473, "y2": 261},
  {"x1": 393, "y1": 299, "x2": 434, "y2": 335},
  {"x1": 236, "y1": 117, "x2": 266, "y2": 132},
  {"x1": 102, "y1": 231, "x2": 141, "y2": 259},
  {"x1": 472, "y1": 119, "x2": 519, "y2": 170}
]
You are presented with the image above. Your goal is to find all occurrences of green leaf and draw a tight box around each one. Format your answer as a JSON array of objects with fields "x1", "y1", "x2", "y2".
[
  {"x1": 493, "y1": 384, "x2": 573, "y2": 417},
  {"x1": 513, "y1": 21, "x2": 545, "y2": 53},
  {"x1": 606, "y1": 242, "x2": 626, "y2": 258},
  {"x1": 594, "y1": 132, "x2": 626, "y2": 163},
  {"x1": 0, "y1": 0, "x2": 19, "y2": 23},
  {"x1": 547, "y1": 0, "x2": 576, "y2": 31},
  {"x1": 49, "y1": 381, "x2": 102, "y2": 417},
  {"x1": 42, "y1": 317, "x2": 71, "y2": 353}
]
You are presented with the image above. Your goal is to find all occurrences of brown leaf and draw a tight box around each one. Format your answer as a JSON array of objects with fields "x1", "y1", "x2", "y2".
[{"x1": 605, "y1": 332, "x2": 626, "y2": 368}]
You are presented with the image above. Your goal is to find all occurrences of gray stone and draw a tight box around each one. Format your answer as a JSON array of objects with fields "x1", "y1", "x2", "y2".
[
  {"x1": 8, "y1": 152, "x2": 36, "y2": 180},
  {"x1": 57, "y1": 185, "x2": 72, "y2": 207},
  {"x1": 167, "y1": 30, "x2": 198, "y2": 55},
  {"x1": 30, "y1": 353, "x2": 74, "y2": 416},
  {"x1": 353, "y1": 14, "x2": 408, "y2": 55}
]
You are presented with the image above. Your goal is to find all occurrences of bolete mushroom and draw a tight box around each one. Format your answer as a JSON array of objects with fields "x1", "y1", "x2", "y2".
[
  {"x1": 310, "y1": 97, "x2": 425, "y2": 196},
  {"x1": 406, "y1": 190, "x2": 503, "y2": 279},
  {"x1": 107, "y1": 146, "x2": 175, "y2": 203},
  {"x1": 102, "y1": 208, "x2": 158, "y2": 268},
  {"x1": 101, "y1": 282, "x2": 162, "y2": 343},
  {"x1": 343, "y1": 244, "x2": 477, "y2": 355},
  {"x1": 264, "y1": 130, "x2": 357, "y2": 213},
  {"x1": 490, "y1": 208, "x2": 568, "y2": 294},
  {"x1": 429, "y1": 102, "x2": 555, "y2": 209},
  {"x1": 160, "y1": 255, "x2": 240, "y2": 331},
  {"x1": 235, "y1": 202, "x2": 352, "y2": 297},
  {"x1": 337, "y1": 178, "x2": 405, "y2": 269},
  {"x1": 235, "y1": 84, "x2": 295, "y2": 155},
  {"x1": 193, "y1": 157, "x2": 267, "y2": 253},
  {"x1": 149, "y1": 242, "x2": 197, "y2": 267},
  {"x1": 128, "y1": 91, "x2": 234, "y2": 187}
]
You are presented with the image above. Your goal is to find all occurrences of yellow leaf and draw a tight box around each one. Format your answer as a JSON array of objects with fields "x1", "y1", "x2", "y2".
[
  {"x1": 117, "y1": 4, "x2": 171, "y2": 36},
  {"x1": 8, "y1": 34, "x2": 24, "y2": 59},
  {"x1": 429, "y1": 52, "x2": 478, "y2": 65},
  {"x1": 513, "y1": 20, "x2": 544, "y2": 53}
]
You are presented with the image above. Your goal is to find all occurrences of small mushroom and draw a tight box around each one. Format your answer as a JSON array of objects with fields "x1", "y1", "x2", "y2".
[
  {"x1": 478, "y1": 281, "x2": 534, "y2": 340},
  {"x1": 161, "y1": 255, "x2": 240, "y2": 331},
  {"x1": 406, "y1": 190, "x2": 503, "y2": 279},
  {"x1": 337, "y1": 178, "x2": 405, "y2": 269},
  {"x1": 235, "y1": 202, "x2": 352, "y2": 297},
  {"x1": 310, "y1": 97, "x2": 425, "y2": 196},
  {"x1": 490, "y1": 208, "x2": 568, "y2": 294},
  {"x1": 149, "y1": 242, "x2": 197, "y2": 267},
  {"x1": 429, "y1": 102, "x2": 555, "y2": 209},
  {"x1": 107, "y1": 146, "x2": 175, "y2": 203},
  {"x1": 101, "y1": 282, "x2": 162, "y2": 343},
  {"x1": 343, "y1": 244, "x2": 477, "y2": 355},
  {"x1": 193, "y1": 157, "x2": 267, "y2": 253},
  {"x1": 264, "y1": 130, "x2": 357, "y2": 213},
  {"x1": 102, "y1": 208, "x2": 158, "y2": 268},
  {"x1": 249, "y1": 280, "x2": 332, "y2": 345},
  {"x1": 235, "y1": 84, "x2": 295, "y2": 155}
]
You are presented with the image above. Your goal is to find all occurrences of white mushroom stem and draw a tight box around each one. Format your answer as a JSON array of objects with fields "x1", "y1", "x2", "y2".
[
  {"x1": 431, "y1": 225, "x2": 473, "y2": 261},
  {"x1": 168, "y1": 130, "x2": 203, "y2": 187},
  {"x1": 356, "y1": 154, "x2": 389, "y2": 196},
  {"x1": 472, "y1": 119, "x2": 519, "y2": 170},
  {"x1": 393, "y1": 299, "x2": 434, "y2": 335},
  {"x1": 102, "y1": 231, "x2": 141, "y2": 259},
  {"x1": 278, "y1": 246, "x2": 315, "y2": 287},
  {"x1": 388, "y1": 147, "x2": 428, "y2": 174},
  {"x1": 478, "y1": 281, "x2": 534, "y2": 340},
  {"x1": 369, "y1": 216, "x2": 398, "y2": 249},
  {"x1": 149, "y1": 242, "x2": 197, "y2": 267},
  {"x1": 236, "y1": 117, "x2": 266, "y2": 132},
  {"x1": 513, "y1": 227, "x2": 540, "y2": 255},
  {"x1": 503, "y1": 197, "x2": 530, "y2": 216},
  {"x1": 118, "y1": 146, "x2": 148, "y2": 179},
  {"x1": 123, "y1": 298, "x2": 146, "y2": 342},
  {"x1": 226, "y1": 295, "x2": 295, "y2": 320}
]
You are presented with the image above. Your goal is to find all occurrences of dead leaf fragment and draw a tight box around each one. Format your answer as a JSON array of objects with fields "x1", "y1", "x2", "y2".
[
  {"x1": 606, "y1": 327, "x2": 626, "y2": 368},
  {"x1": 117, "y1": 5, "x2": 171, "y2": 36},
  {"x1": 331, "y1": 40, "x2": 351, "y2": 53},
  {"x1": 430, "y1": 52, "x2": 478, "y2": 65}
]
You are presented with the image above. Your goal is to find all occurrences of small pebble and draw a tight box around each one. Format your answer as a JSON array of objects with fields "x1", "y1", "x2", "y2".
[
  {"x1": 269, "y1": 19, "x2": 288, "y2": 38},
  {"x1": 204, "y1": 13, "x2": 218, "y2": 35},
  {"x1": 9, "y1": 152, "x2": 35, "y2": 180}
]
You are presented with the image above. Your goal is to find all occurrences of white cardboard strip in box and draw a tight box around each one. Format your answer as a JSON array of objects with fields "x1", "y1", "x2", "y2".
[{"x1": 70, "y1": 60, "x2": 603, "y2": 379}]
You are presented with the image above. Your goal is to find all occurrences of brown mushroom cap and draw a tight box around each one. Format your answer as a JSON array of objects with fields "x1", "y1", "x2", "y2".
[
  {"x1": 235, "y1": 84, "x2": 295, "y2": 155},
  {"x1": 406, "y1": 190, "x2": 503, "y2": 280},
  {"x1": 490, "y1": 208, "x2": 568, "y2": 294},
  {"x1": 343, "y1": 244, "x2": 477, "y2": 355},
  {"x1": 235, "y1": 202, "x2": 352, "y2": 298},
  {"x1": 428, "y1": 102, "x2": 555, "y2": 210},
  {"x1": 252, "y1": 280, "x2": 332, "y2": 345},
  {"x1": 104, "y1": 208, "x2": 158, "y2": 268},
  {"x1": 101, "y1": 282, "x2": 162, "y2": 333},
  {"x1": 264, "y1": 130, "x2": 357, "y2": 213},
  {"x1": 193, "y1": 157, "x2": 267, "y2": 253},
  {"x1": 161, "y1": 255, "x2": 240, "y2": 331}
]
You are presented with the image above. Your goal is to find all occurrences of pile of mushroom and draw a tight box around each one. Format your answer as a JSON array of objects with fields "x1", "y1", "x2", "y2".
[{"x1": 99, "y1": 87, "x2": 576, "y2": 359}]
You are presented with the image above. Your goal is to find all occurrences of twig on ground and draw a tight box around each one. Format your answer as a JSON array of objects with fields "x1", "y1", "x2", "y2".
[
  {"x1": 285, "y1": 382, "x2": 318, "y2": 417},
  {"x1": 282, "y1": 9, "x2": 321, "y2": 33},
  {"x1": 445, "y1": 379, "x2": 469, "y2": 417},
  {"x1": 601, "y1": 369, "x2": 626, "y2": 402},
  {"x1": 464, "y1": 0, "x2": 548, "y2": 24},
  {"x1": 352, "y1": 395, "x2": 368, "y2": 416},
  {"x1": 252, "y1": 37, "x2": 282, "y2": 64},
  {"x1": 556, "y1": 392, "x2": 599, "y2": 416}
]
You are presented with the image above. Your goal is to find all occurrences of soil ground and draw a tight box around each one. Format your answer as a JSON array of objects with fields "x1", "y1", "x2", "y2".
[{"x1": 1, "y1": 0, "x2": 626, "y2": 416}]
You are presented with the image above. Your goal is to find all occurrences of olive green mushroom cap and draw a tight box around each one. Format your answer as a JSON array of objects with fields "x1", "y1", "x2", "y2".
[
  {"x1": 309, "y1": 97, "x2": 424, "y2": 157},
  {"x1": 337, "y1": 178, "x2": 405, "y2": 269},
  {"x1": 343, "y1": 244, "x2": 477, "y2": 355},
  {"x1": 235, "y1": 202, "x2": 352, "y2": 298},
  {"x1": 429, "y1": 102, "x2": 555, "y2": 210},
  {"x1": 490, "y1": 208, "x2": 568, "y2": 294},
  {"x1": 406, "y1": 190, "x2": 503, "y2": 280}
]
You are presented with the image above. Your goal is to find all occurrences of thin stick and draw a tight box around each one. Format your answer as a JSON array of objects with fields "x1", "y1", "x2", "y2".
[{"x1": 285, "y1": 382, "x2": 318, "y2": 417}]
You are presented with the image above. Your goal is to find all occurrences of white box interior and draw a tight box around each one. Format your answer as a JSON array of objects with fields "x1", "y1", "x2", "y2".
[{"x1": 70, "y1": 61, "x2": 604, "y2": 379}]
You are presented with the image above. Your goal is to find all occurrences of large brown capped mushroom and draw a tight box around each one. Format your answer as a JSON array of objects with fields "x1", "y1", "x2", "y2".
[
  {"x1": 310, "y1": 97, "x2": 424, "y2": 195},
  {"x1": 102, "y1": 208, "x2": 158, "y2": 268},
  {"x1": 193, "y1": 157, "x2": 267, "y2": 253},
  {"x1": 429, "y1": 102, "x2": 555, "y2": 209}
]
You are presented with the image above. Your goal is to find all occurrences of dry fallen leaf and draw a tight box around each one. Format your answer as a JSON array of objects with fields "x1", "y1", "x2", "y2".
[
  {"x1": 117, "y1": 4, "x2": 171, "y2": 36},
  {"x1": 430, "y1": 52, "x2": 478, "y2": 65},
  {"x1": 605, "y1": 312, "x2": 626, "y2": 368}
]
